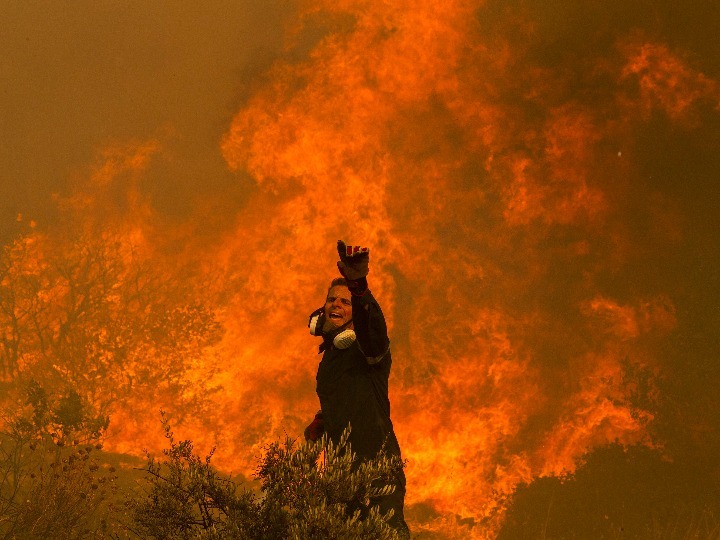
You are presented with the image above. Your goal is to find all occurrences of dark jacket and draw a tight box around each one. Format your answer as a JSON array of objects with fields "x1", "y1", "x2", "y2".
[
  {"x1": 315, "y1": 290, "x2": 401, "y2": 460},
  {"x1": 315, "y1": 289, "x2": 409, "y2": 537}
]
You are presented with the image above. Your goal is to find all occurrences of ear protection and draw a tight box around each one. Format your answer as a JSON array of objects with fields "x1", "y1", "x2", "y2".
[
  {"x1": 308, "y1": 307, "x2": 356, "y2": 349},
  {"x1": 308, "y1": 306, "x2": 325, "y2": 336}
]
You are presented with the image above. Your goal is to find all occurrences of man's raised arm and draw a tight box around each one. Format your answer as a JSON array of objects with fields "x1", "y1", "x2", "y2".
[{"x1": 336, "y1": 240, "x2": 390, "y2": 364}]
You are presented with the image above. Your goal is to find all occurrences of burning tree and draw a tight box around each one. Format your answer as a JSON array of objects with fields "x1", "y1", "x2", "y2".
[
  {"x1": 0, "y1": 226, "x2": 226, "y2": 537},
  {"x1": 0, "y1": 228, "x2": 223, "y2": 431}
]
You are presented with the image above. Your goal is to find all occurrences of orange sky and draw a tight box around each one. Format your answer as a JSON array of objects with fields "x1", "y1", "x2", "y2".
[{"x1": 2, "y1": 2, "x2": 719, "y2": 537}]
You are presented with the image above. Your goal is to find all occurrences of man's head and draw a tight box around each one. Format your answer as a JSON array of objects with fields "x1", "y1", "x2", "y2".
[{"x1": 322, "y1": 278, "x2": 353, "y2": 333}]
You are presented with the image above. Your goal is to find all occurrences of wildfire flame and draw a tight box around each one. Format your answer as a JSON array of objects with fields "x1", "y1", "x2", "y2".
[{"x1": 3, "y1": 1, "x2": 718, "y2": 537}]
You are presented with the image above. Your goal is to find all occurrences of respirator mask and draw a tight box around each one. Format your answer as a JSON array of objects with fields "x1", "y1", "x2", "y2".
[{"x1": 308, "y1": 306, "x2": 356, "y2": 349}]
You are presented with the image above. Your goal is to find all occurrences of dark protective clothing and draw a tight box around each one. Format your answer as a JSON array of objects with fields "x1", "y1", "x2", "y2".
[{"x1": 315, "y1": 289, "x2": 409, "y2": 536}]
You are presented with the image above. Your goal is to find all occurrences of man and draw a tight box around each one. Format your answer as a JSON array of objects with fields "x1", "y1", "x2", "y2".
[{"x1": 305, "y1": 240, "x2": 409, "y2": 538}]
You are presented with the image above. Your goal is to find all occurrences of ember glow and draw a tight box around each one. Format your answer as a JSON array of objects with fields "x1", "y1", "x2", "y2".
[{"x1": 2, "y1": 1, "x2": 719, "y2": 537}]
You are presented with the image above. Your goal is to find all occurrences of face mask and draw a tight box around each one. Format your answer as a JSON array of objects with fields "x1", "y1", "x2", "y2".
[{"x1": 308, "y1": 307, "x2": 356, "y2": 349}]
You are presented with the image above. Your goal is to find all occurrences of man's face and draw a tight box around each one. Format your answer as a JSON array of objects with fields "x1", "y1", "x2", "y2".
[{"x1": 322, "y1": 285, "x2": 353, "y2": 333}]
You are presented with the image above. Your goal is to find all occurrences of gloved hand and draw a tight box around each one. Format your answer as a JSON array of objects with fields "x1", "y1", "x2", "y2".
[
  {"x1": 337, "y1": 240, "x2": 369, "y2": 295},
  {"x1": 304, "y1": 411, "x2": 324, "y2": 442}
]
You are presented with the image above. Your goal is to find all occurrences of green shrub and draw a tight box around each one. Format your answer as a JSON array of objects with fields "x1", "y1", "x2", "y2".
[{"x1": 129, "y1": 413, "x2": 404, "y2": 539}]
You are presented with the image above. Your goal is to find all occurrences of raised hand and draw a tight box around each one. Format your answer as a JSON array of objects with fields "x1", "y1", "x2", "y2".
[{"x1": 336, "y1": 240, "x2": 370, "y2": 281}]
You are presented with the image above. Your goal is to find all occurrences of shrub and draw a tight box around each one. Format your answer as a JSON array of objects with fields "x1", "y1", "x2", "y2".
[
  {"x1": 129, "y1": 413, "x2": 404, "y2": 539},
  {"x1": 0, "y1": 383, "x2": 118, "y2": 539}
]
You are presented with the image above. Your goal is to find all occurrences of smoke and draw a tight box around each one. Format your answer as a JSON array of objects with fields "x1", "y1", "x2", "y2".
[
  {"x1": 0, "y1": 0, "x2": 290, "y2": 242},
  {"x1": 3, "y1": 0, "x2": 719, "y2": 537}
]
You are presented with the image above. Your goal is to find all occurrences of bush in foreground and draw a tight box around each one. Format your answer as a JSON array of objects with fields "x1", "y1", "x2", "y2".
[{"x1": 128, "y1": 413, "x2": 405, "y2": 540}]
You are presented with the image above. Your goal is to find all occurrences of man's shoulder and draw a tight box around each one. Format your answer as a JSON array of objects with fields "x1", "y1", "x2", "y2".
[{"x1": 351, "y1": 289, "x2": 381, "y2": 307}]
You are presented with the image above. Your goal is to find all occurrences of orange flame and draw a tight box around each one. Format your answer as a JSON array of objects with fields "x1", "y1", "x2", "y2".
[{"x1": 4, "y1": 2, "x2": 719, "y2": 538}]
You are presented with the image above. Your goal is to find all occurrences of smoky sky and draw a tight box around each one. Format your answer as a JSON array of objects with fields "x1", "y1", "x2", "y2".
[
  {"x1": 2, "y1": 0, "x2": 718, "y2": 238},
  {"x1": 0, "y1": 0, "x2": 293, "y2": 241}
]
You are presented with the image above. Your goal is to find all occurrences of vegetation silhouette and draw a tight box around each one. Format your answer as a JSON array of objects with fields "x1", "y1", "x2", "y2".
[
  {"x1": 498, "y1": 443, "x2": 720, "y2": 539},
  {"x1": 1, "y1": 389, "x2": 405, "y2": 539}
]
